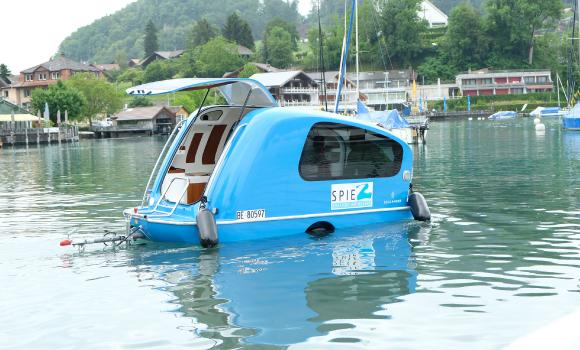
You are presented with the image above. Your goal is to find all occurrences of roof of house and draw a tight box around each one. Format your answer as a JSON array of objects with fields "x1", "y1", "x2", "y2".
[
  {"x1": 112, "y1": 106, "x2": 174, "y2": 121},
  {"x1": 0, "y1": 99, "x2": 28, "y2": 114},
  {"x1": 0, "y1": 76, "x2": 11, "y2": 88},
  {"x1": 155, "y1": 50, "x2": 185, "y2": 59},
  {"x1": 251, "y1": 62, "x2": 280, "y2": 73},
  {"x1": 250, "y1": 71, "x2": 316, "y2": 88},
  {"x1": 0, "y1": 113, "x2": 38, "y2": 122},
  {"x1": 305, "y1": 71, "x2": 340, "y2": 83},
  {"x1": 22, "y1": 54, "x2": 101, "y2": 74},
  {"x1": 128, "y1": 59, "x2": 142, "y2": 66},
  {"x1": 141, "y1": 50, "x2": 185, "y2": 67},
  {"x1": 237, "y1": 45, "x2": 253, "y2": 56},
  {"x1": 167, "y1": 106, "x2": 190, "y2": 115},
  {"x1": 93, "y1": 63, "x2": 120, "y2": 71}
]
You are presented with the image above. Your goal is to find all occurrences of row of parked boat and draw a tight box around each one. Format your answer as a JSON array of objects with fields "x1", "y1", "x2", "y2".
[{"x1": 487, "y1": 106, "x2": 580, "y2": 130}]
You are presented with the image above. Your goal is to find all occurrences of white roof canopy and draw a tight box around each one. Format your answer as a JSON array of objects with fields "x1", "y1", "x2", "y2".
[{"x1": 126, "y1": 78, "x2": 277, "y2": 107}]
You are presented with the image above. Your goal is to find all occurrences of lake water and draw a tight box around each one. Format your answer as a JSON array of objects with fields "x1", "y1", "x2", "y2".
[{"x1": 1, "y1": 118, "x2": 579, "y2": 349}]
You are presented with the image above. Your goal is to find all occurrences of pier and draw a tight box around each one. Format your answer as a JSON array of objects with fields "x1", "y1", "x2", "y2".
[{"x1": 0, "y1": 126, "x2": 79, "y2": 147}]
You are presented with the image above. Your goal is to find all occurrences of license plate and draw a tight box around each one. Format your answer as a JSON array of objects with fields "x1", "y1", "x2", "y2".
[{"x1": 236, "y1": 209, "x2": 266, "y2": 221}]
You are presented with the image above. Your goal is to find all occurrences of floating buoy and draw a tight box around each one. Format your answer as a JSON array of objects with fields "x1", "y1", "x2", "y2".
[
  {"x1": 197, "y1": 207, "x2": 218, "y2": 248},
  {"x1": 409, "y1": 192, "x2": 431, "y2": 221},
  {"x1": 533, "y1": 118, "x2": 541, "y2": 125},
  {"x1": 468, "y1": 117, "x2": 473, "y2": 121},
  {"x1": 535, "y1": 123, "x2": 546, "y2": 132}
]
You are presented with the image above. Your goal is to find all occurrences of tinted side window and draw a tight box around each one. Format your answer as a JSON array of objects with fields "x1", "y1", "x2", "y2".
[{"x1": 299, "y1": 122, "x2": 403, "y2": 181}]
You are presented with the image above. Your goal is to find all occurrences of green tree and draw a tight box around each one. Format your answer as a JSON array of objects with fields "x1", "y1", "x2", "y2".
[
  {"x1": 417, "y1": 55, "x2": 457, "y2": 83},
  {"x1": 263, "y1": 26, "x2": 294, "y2": 68},
  {"x1": 195, "y1": 37, "x2": 245, "y2": 77},
  {"x1": 262, "y1": 18, "x2": 299, "y2": 65},
  {"x1": 173, "y1": 90, "x2": 212, "y2": 112},
  {"x1": 264, "y1": 18, "x2": 299, "y2": 50},
  {"x1": 174, "y1": 50, "x2": 198, "y2": 78},
  {"x1": 144, "y1": 19, "x2": 159, "y2": 58},
  {"x1": 259, "y1": 0, "x2": 301, "y2": 34},
  {"x1": 485, "y1": 0, "x2": 562, "y2": 66},
  {"x1": 117, "y1": 68, "x2": 144, "y2": 85},
  {"x1": 239, "y1": 62, "x2": 259, "y2": 78},
  {"x1": 443, "y1": 2, "x2": 487, "y2": 70},
  {"x1": 115, "y1": 51, "x2": 129, "y2": 70},
  {"x1": 66, "y1": 73, "x2": 123, "y2": 127},
  {"x1": 30, "y1": 81, "x2": 86, "y2": 123},
  {"x1": 189, "y1": 19, "x2": 218, "y2": 48},
  {"x1": 381, "y1": 0, "x2": 427, "y2": 67},
  {"x1": 0, "y1": 64, "x2": 10, "y2": 79},
  {"x1": 319, "y1": 21, "x2": 345, "y2": 71},
  {"x1": 145, "y1": 61, "x2": 165, "y2": 82},
  {"x1": 129, "y1": 96, "x2": 154, "y2": 107},
  {"x1": 222, "y1": 13, "x2": 255, "y2": 49}
]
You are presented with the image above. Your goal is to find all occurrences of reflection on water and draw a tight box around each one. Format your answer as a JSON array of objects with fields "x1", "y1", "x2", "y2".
[
  {"x1": 128, "y1": 222, "x2": 416, "y2": 348},
  {"x1": 1, "y1": 120, "x2": 579, "y2": 349}
]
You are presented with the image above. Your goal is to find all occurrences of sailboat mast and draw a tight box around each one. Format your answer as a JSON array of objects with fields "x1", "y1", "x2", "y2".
[
  {"x1": 334, "y1": 0, "x2": 357, "y2": 113},
  {"x1": 557, "y1": 73, "x2": 561, "y2": 107},
  {"x1": 317, "y1": 0, "x2": 328, "y2": 111},
  {"x1": 355, "y1": 0, "x2": 360, "y2": 100}
]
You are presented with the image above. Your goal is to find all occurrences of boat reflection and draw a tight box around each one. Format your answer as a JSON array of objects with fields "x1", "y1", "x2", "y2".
[
  {"x1": 562, "y1": 131, "x2": 580, "y2": 161},
  {"x1": 129, "y1": 222, "x2": 422, "y2": 347}
]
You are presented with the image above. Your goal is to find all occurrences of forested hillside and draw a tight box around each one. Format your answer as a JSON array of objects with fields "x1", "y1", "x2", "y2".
[
  {"x1": 59, "y1": 0, "x2": 571, "y2": 73},
  {"x1": 59, "y1": 0, "x2": 301, "y2": 63},
  {"x1": 58, "y1": 0, "x2": 503, "y2": 64}
]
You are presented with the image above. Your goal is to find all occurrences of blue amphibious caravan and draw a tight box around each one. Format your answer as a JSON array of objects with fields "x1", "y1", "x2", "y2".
[{"x1": 124, "y1": 78, "x2": 430, "y2": 247}]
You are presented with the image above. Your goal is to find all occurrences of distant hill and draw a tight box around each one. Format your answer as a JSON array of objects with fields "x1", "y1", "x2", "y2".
[
  {"x1": 58, "y1": 0, "x2": 301, "y2": 64},
  {"x1": 60, "y1": 0, "x2": 570, "y2": 65}
]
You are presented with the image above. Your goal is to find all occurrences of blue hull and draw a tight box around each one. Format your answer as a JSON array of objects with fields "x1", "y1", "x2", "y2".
[
  {"x1": 562, "y1": 117, "x2": 580, "y2": 130},
  {"x1": 133, "y1": 209, "x2": 413, "y2": 244}
]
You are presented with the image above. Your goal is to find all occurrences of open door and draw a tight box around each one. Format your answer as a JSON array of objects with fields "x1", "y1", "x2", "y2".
[{"x1": 127, "y1": 78, "x2": 276, "y2": 205}]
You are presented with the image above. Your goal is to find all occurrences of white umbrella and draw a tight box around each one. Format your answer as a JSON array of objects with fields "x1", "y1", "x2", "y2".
[
  {"x1": 57, "y1": 110, "x2": 61, "y2": 126},
  {"x1": 64, "y1": 110, "x2": 68, "y2": 124},
  {"x1": 43, "y1": 102, "x2": 50, "y2": 125}
]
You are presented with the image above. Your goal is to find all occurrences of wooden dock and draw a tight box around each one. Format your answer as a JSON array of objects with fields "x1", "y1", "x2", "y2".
[{"x1": 0, "y1": 126, "x2": 79, "y2": 147}]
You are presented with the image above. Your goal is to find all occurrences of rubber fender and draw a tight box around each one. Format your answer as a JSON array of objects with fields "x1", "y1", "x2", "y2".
[
  {"x1": 409, "y1": 192, "x2": 431, "y2": 221},
  {"x1": 196, "y1": 207, "x2": 218, "y2": 248}
]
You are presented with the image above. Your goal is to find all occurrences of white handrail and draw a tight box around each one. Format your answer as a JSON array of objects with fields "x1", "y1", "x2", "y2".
[{"x1": 149, "y1": 177, "x2": 190, "y2": 218}]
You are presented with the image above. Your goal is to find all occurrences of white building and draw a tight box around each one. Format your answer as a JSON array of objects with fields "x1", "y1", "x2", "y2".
[{"x1": 419, "y1": 0, "x2": 448, "y2": 28}]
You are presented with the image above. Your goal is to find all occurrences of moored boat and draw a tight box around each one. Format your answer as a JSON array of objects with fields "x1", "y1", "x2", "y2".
[
  {"x1": 356, "y1": 101, "x2": 427, "y2": 144},
  {"x1": 562, "y1": 103, "x2": 580, "y2": 130},
  {"x1": 123, "y1": 78, "x2": 430, "y2": 247},
  {"x1": 488, "y1": 111, "x2": 517, "y2": 120},
  {"x1": 529, "y1": 107, "x2": 566, "y2": 118}
]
